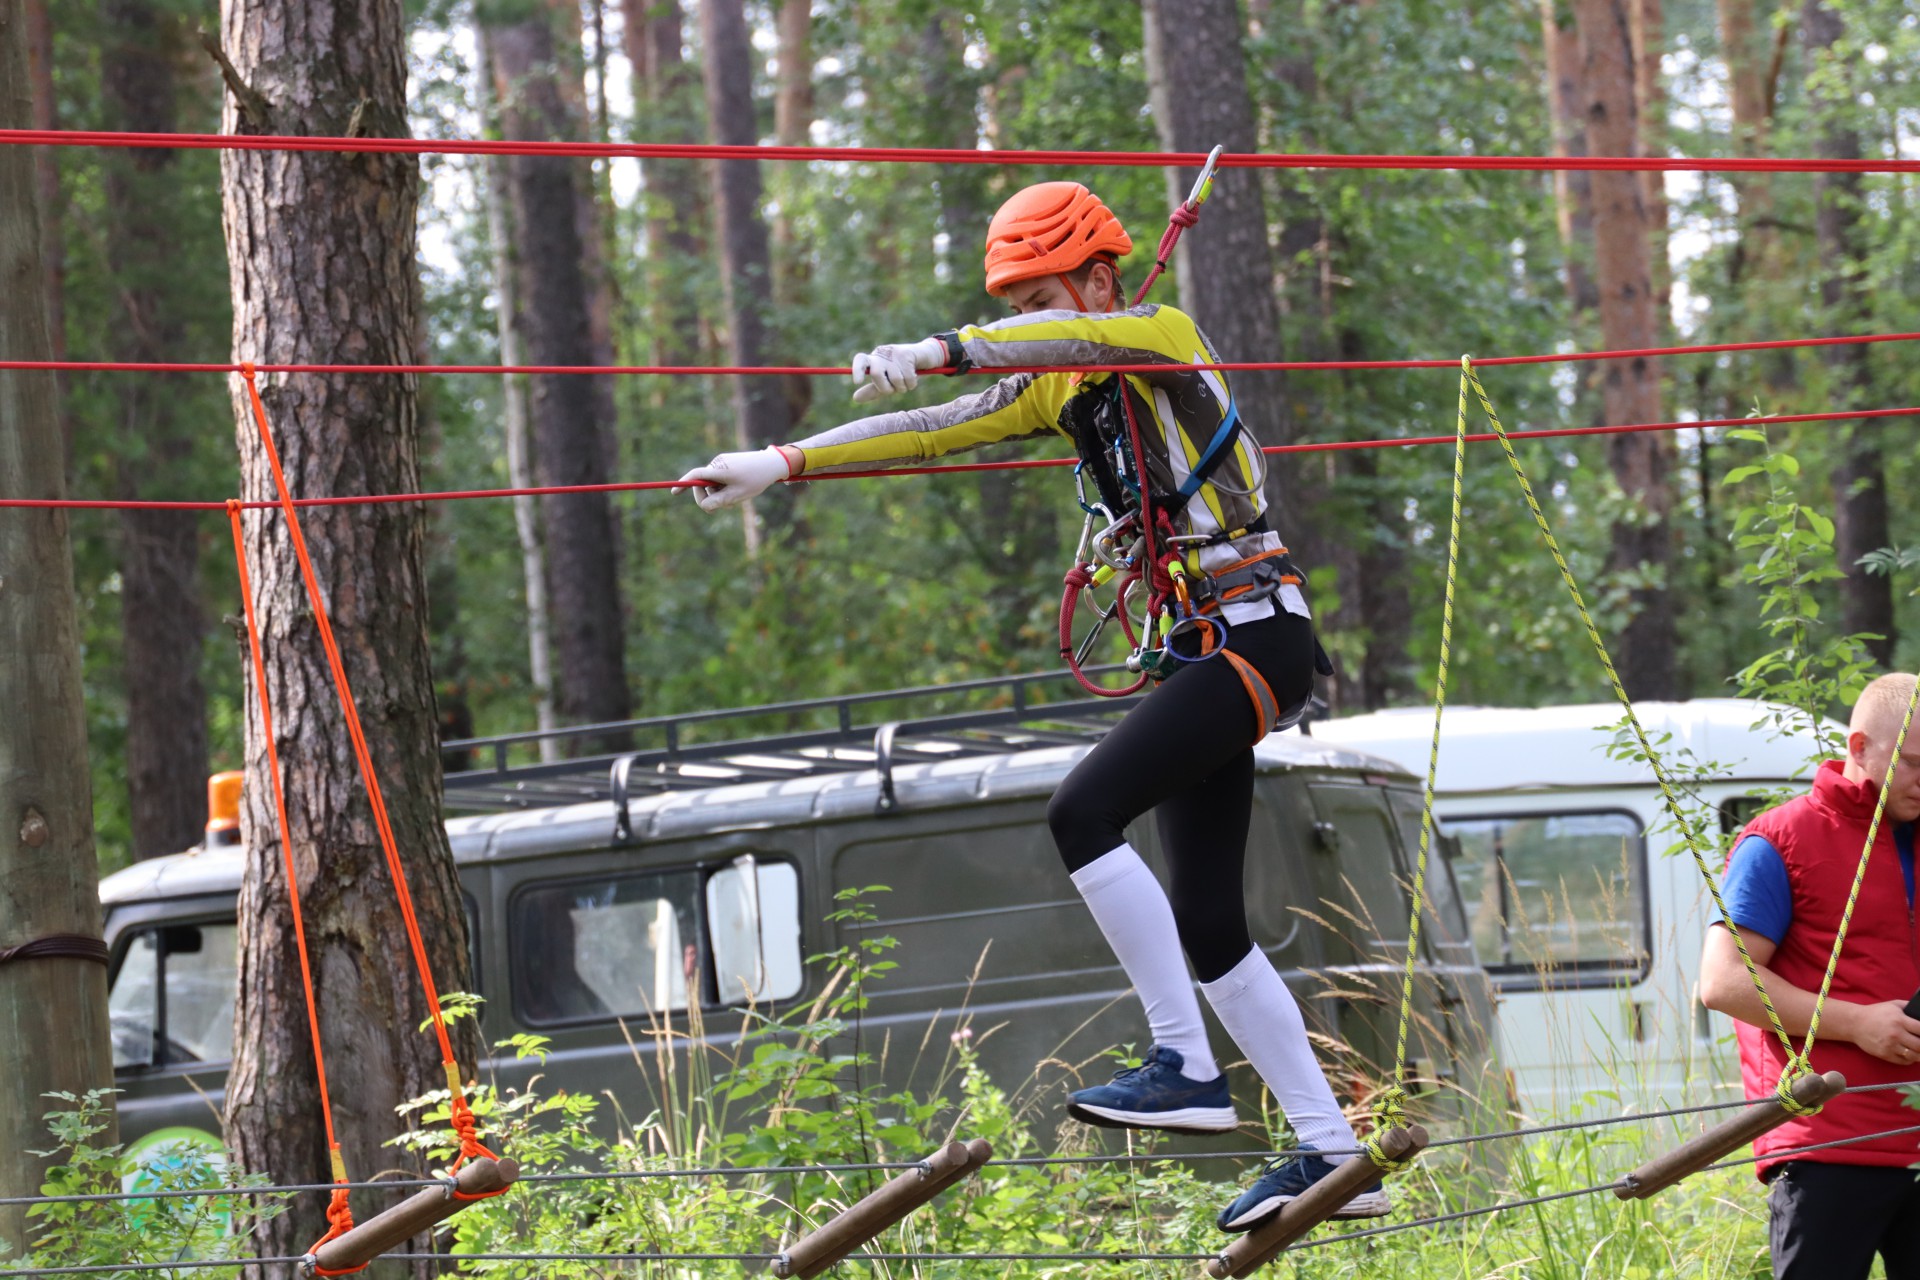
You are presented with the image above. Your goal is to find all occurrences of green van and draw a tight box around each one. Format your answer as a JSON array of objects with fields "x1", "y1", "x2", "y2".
[{"x1": 98, "y1": 673, "x2": 1498, "y2": 1160}]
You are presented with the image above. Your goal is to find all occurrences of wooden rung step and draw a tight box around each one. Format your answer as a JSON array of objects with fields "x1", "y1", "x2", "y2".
[
  {"x1": 1206, "y1": 1125, "x2": 1429, "y2": 1279},
  {"x1": 771, "y1": 1138, "x2": 993, "y2": 1279},
  {"x1": 1615, "y1": 1070, "x2": 1845, "y2": 1200}
]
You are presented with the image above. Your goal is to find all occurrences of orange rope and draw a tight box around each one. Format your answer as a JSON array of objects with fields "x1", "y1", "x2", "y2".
[
  {"x1": 238, "y1": 367, "x2": 503, "y2": 1187},
  {"x1": 226, "y1": 499, "x2": 360, "y2": 1271}
]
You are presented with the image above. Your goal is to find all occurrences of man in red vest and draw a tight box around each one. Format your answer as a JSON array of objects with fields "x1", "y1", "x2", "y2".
[{"x1": 1700, "y1": 672, "x2": 1920, "y2": 1279}]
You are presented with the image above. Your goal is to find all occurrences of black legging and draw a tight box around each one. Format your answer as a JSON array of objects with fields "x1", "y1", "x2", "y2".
[{"x1": 1045, "y1": 611, "x2": 1317, "y2": 984}]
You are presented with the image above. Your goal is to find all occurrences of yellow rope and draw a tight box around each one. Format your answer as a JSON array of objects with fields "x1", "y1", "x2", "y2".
[
  {"x1": 1366, "y1": 359, "x2": 1469, "y2": 1174},
  {"x1": 1803, "y1": 675, "x2": 1920, "y2": 1057},
  {"x1": 1373, "y1": 358, "x2": 1914, "y2": 1157},
  {"x1": 1457, "y1": 359, "x2": 1834, "y2": 1113}
]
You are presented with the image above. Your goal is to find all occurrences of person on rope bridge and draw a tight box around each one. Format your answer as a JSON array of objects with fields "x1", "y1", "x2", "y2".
[
  {"x1": 1701, "y1": 671, "x2": 1920, "y2": 1280},
  {"x1": 677, "y1": 180, "x2": 1386, "y2": 1233}
]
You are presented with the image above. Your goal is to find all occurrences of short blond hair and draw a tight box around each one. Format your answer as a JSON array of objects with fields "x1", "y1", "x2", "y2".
[{"x1": 1850, "y1": 672, "x2": 1920, "y2": 741}]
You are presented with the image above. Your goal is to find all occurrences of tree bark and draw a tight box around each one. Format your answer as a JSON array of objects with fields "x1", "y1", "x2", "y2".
[
  {"x1": 771, "y1": 0, "x2": 813, "y2": 427},
  {"x1": 488, "y1": 11, "x2": 633, "y2": 737},
  {"x1": 214, "y1": 1, "x2": 476, "y2": 1272},
  {"x1": 623, "y1": 0, "x2": 707, "y2": 370},
  {"x1": 23, "y1": 0, "x2": 70, "y2": 468},
  {"x1": 1543, "y1": 0, "x2": 1601, "y2": 315},
  {"x1": 1803, "y1": 0, "x2": 1893, "y2": 661},
  {"x1": 1140, "y1": 0, "x2": 1307, "y2": 545},
  {"x1": 0, "y1": 0, "x2": 116, "y2": 1249},
  {"x1": 1575, "y1": 0, "x2": 1678, "y2": 699},
  {"x1": 101, "y1": 0, "x2": 212, "y2": 861},
  {"x1": 1632, "y1": 0, "x2": 1670, "y2": 336},
  {"x1": 477, "y1": 34, "x2": 558, "y2": 759},
  {"x1": 1717, "y1": 0, "x2": 1780, "y2": 277},
  {"x1": 701, "y1": 0, "x2": 798, "y2": 543}
]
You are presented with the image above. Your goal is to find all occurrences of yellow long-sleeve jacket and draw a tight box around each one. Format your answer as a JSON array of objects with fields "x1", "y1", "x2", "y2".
[{"x1": 792, "y1": 304, "x2": 1300, "y2": 621}]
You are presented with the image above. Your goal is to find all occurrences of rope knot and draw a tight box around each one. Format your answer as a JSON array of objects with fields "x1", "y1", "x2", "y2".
[
  {"x1": 1364, "y1": 1085, "x2": 1418, "y2": 1174},
  {"x1": 1774, "y1": 1056, "x2": 1824, "y2": 1118},
  {"x1": 1170, "y1": 204, "x2": 1200, "y2": 228},
  {"x1": 1063, "y1": 564, "x2": 1094, "y2": 590}
]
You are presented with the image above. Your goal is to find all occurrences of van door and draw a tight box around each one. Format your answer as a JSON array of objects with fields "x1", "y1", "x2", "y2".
[
  {"x1": 102, "y1": 900, "x2": 239, "y2": 1160},
  {"x1": 1300, "y1": 782, "x2": 1426, "y2": 1096},
  {"x1": 1436, "y1": 806, "x2": 1652, "y2": 1110},
  {"x1": 1380, "y1": 786, "x2": 1499, "y2": 1107},
  {"x1": 490, "y1": 843, "x2": 808, "y2": 1118}
]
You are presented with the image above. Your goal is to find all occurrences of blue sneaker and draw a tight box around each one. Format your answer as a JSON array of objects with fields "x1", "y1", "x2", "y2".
[
  {"x1": 1066, "y1": 1046, "x2": 1238, "y2": 1135},
  {"x1": 1216, "y1": 1148, "x2": 1391, "y2": 1233}
]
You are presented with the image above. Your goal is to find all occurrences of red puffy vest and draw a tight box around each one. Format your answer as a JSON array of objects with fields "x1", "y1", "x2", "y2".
[{"x1": 1733, "y1": 760, "x2": 1920, "y2": 1178}]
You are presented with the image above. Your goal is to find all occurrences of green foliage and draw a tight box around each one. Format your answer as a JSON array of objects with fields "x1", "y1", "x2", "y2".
[
  {"x1": 1723, "y1": 424, "x2": 1881, "y2": 757},
  {"x1": 3, "y1": 1089, "x2": 282, "y2": 1278}
]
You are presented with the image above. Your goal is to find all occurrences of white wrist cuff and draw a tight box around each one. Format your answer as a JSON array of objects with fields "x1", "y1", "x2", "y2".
[{"x1": 908, "y1": 336, "x2": 949, "y2": 369}]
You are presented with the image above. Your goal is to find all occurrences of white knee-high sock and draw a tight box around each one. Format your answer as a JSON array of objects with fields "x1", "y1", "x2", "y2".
[
  {"x1": 1069, "y1": 844, "x2": 1220, "y2": 1082},
  {"x1": 1202, "y1": 948, "x2": 1357, "y2": 1159}
]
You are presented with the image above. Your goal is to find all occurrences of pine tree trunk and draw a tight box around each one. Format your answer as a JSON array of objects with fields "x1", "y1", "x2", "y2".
[
  {"x1": 1717, "y1": 0, "x2": 1778, "y2": 277},
  {"x1": 0, "y1": 0, "x2": 116, "y2": 1248},
  {"x1": 772, "y1": 0, "x2": 813, "y2": 427},
  {"x1": 489, "y1": 12, "x2": 633, "y2": 737},
  {"x1": 23, "y1": 0, "x2": 69, "y2": 468},
  {"x1": 1632, "y1": 0, "x2": 1670, "y2": 336},
  {"x1": 623, "y1": 0, "x2": 707, "y2": 370},
  {"x1": 1803, "y1": 0, "x2": 1893, "y2": 662},
  {"x1": 101, "y1": 0, "x2": 212, "y2": 861},
  {"x1": 477, "y1": 33, "x2": 559, "y2": 757},
  {"x1": 701, "y1": 0, "x2": 797, "y2": 541},
  {"x1": 214, "y1": 2, "x2": 477, "y2": 1272},
  {"x1": 1543, "y1": 0, "x2": 1601, "y2": 315},
  {"x1": 1575, "y1": 0, "x2": 1678, "y2": 699},
  {"x1": 918, "y1": 11, "x2": 1051, "y2": 660}
]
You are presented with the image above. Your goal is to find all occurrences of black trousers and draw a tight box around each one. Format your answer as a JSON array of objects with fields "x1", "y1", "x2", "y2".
[
  {"x1": 1045, "y1": 611, "x2": 1317, "y2": 984},
  {"x1": 1768, "y1": 1159, "x2": 1920, "y2": 1279}
]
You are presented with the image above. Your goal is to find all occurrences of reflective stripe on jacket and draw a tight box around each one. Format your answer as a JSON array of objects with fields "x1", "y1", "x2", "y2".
[{"x1": 791, "y1": 304, "x2": 1280, "y2": 583}]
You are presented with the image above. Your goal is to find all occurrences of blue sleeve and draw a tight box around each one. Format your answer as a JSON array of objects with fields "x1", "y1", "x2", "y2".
[{"x1": 1720, "y1": 835, "x2": 1793, "y2": 944}]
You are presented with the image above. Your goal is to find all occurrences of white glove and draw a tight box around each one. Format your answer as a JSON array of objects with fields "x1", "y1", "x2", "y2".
[
  {"x1": 850, "y1": 336, "x2": 949, "y2": 405},
  {"x1": 673, "y1": 446, "x2": 793, "y2": 512}
]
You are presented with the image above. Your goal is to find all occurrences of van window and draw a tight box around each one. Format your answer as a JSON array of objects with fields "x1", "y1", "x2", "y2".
[
  {"x1": 1443, "y1": 811, "x2": 1647, "y2": 988},
  {"x1": 706, "y1": 860, "x2": 803, "y2": 1005},
  {"x1": 512, "y1": 872, "x2": 701, "y2": 1024},
  {"x1": 108, "y1": 923, "x2": 239, "y2": 1070}
]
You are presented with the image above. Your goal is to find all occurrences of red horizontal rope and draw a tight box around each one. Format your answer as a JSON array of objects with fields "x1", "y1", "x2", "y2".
[
  {"x1": 4, "y1": 330, "x2": 1918, "y2": 378},
  {"x1": 6, "y1": 404, "x2": 1915, "y2": 513},
  {"x1": 7, "y1": 129, "x2": 1920, "y2": 174}
]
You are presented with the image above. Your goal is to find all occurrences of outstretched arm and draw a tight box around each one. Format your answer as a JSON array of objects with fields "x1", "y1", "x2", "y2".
[{"x1": 677, "y1": 372, "x2": 1070, "y2": 510}]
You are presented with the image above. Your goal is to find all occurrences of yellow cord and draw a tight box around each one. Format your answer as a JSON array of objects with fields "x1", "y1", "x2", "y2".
[
  {"x1": 1366, "y1": 360, "x2": 1469, "y2": 1175},
  {"x1": 1459, "y1": 360, "x2": 1838, "y2": 1113}
]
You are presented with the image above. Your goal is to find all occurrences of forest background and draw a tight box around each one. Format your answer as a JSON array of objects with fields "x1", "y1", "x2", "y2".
[{"x1": 23, "y1": 0, "x2": 1920, "y2": 872}]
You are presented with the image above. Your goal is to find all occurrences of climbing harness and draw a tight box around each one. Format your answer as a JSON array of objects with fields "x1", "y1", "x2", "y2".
[
  {"x1": 1057, "y1": 144, "x2": 1307, "y2": 701},
  {"x1": 230, "y1": 367, "x2": 514, "y2": 1275}
]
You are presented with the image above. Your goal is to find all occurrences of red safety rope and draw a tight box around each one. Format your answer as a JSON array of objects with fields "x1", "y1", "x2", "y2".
[
  {"x1": 226, "y1": 499, "x2": 360, "y2": 1272},
  {"x1": 6, "y1": 401, "x2": 1917, "y2": 514},
  {"x1": 7, "y1": 129, "x2": 1920, "y2": 173},
  {"x1": 236, "y1": 366, "x2": 505, "y2": 1194},
  {"x1": 5, "y1": 327, "x2": 1919, "y2": 377}
]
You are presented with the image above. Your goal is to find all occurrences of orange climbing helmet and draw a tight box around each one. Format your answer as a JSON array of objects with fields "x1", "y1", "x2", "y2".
[{"x1": 982, "y1": 182, "x2": 1132, "y2": 297}]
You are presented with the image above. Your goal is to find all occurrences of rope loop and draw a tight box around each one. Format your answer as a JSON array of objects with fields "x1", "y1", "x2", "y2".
[
  {"x1": 304, "y1": 1185, "x2": 363, "y2": 1277},
  {"x1": 1364, "y1": 1086, "x2": 1418, "y2": 1173},
  {"x1": 1773, "y1": 1055, "x2": 1825, "y2": 1118}
]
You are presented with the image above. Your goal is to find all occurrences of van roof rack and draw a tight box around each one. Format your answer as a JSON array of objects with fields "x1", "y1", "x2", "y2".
[{"x1": 440, "y1": 668, "x2": 1144, "y2": 814}]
